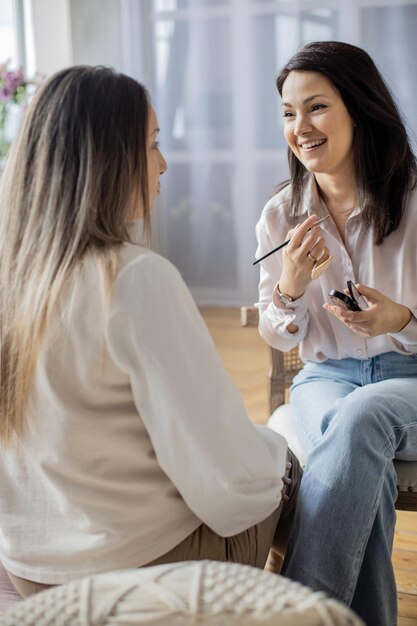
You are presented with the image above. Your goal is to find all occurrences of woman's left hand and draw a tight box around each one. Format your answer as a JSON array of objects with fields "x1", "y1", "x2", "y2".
[
  {"x1": 323, "y1": 284, "x2": 412, "y2": 337},
  {"x1": 281, "y1": 461, "x2": 292, "y2": 502}
]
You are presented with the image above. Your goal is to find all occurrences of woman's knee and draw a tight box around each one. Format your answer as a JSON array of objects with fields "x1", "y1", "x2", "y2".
[{"x1": 321, "y1": 389, "x2": 394, "y2": 442}]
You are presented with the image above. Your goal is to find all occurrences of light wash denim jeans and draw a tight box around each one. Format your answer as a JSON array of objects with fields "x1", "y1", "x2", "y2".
[{"x1": 281, "y1": 352, "x2": 417, "y2": 626}]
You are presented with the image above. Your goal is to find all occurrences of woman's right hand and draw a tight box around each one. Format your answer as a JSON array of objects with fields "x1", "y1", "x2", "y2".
[{"x1": 278, "y1": 214, "x2": 330, "y2": 300}]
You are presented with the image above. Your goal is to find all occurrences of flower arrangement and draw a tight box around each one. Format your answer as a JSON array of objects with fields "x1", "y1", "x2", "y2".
[{"x1": 0, "y1": 61, "x2": 28, "y2": 158}]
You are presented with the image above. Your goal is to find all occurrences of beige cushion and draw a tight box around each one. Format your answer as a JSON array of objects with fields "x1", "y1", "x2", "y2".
[
  {"x1": 268, "y1": 404, "x2": 417, "y2": 491},
  {"x1": 0, "y1": 560, "x2": 364, "y2": 626},
  {"x1": 394, "y1": 460, "x2": 417, "y2": 492},
  {"x1": 268, "y1": 405, "x2": 308, "y2": 466}
]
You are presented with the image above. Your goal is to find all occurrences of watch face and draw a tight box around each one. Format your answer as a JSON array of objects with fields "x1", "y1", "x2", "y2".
[
  {"x1": 276, "y1": 285, "x2": 293, "y2": 305},
  {"x1": 278, "y1": 293, "x2": 293, "y2": 306}
]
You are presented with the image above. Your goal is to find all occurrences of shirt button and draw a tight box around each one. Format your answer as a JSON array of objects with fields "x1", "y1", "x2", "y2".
[
  {"x1": 345, "y1": 260, "x2": 352, "y2": 268},
  {"x1": 356, "y1": 349, "x2": 363, "y2": 356}
]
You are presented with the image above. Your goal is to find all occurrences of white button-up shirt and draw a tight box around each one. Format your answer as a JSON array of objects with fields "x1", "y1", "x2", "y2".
[{"x1": 255, "y1": 176, "x2": 417, "y2": 362}]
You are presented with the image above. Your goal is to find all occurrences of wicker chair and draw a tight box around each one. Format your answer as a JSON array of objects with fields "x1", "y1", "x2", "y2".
[{"x1": 241, "y1": 306, "x2": 417, "y2": 512}]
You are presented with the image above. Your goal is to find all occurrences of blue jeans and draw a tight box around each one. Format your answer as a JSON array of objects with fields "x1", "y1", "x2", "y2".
[{"x1": 281, "y1": 352, "x2": 417, "y2": 626}]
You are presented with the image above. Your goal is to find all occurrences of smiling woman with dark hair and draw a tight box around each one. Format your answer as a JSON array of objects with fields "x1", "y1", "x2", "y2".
[
  {"x1": 275, "y1": 40, "x2": 416, "y2": 246},
  {"x1": 255, "y1": 41, "x2": 417, "y2": 626}
]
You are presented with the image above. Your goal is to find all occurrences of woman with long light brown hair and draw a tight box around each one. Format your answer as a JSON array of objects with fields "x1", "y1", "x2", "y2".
[{"x1": 0, "y1": 66, "x2": 298, "y2": 599}]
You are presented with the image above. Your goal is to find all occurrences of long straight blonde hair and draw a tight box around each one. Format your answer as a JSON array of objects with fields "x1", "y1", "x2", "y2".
[{"x1": 0, "y1": 66, "x2": 151, "y2": 445}]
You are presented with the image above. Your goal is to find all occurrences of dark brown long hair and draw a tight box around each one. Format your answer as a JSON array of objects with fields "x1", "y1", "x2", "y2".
[{"x1": 276, "y1": 40, "x2": 417, "y2": 245}]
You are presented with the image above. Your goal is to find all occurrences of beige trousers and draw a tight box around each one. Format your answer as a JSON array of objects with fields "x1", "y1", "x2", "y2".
[{"x1": 7, "y1": 450, "x2": 301, "y2": 599}]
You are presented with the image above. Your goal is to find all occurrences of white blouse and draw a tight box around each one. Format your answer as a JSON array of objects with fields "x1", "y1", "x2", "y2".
[{"x1": 256, "y1": 176, "x2": 417, "y2": 362}]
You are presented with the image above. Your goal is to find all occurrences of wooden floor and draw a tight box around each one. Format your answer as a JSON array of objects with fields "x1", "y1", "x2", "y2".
[{"x1": 200, "y1": 307, "x2": 417, "y2": 626}]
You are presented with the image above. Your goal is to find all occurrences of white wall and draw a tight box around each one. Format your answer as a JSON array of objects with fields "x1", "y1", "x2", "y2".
[
  {"x1": 30, "y1": 0, "x2": 123, "y2": 75},
  {"x1": 31, "y1": 0, "x2": 72, "y2": 74},
  {"x1": 70, "y1": 0, "x2": 123, "y2": 70}
]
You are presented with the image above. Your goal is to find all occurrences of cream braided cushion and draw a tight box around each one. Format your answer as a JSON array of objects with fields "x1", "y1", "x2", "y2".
[{"x1": 0, "y1": 560, "x2": 364, "y2": 626}]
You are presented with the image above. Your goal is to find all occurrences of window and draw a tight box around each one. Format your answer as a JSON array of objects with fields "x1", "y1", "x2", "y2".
[
  {"x1": 123, "y1": 0, "x2": 417, "y2": 305},
  {"x1": 0, "y1": 0, "x2": 35, "y2": 74},
  {"x1": 0, "y1": 0, "x2": 19, "y2": 67}
]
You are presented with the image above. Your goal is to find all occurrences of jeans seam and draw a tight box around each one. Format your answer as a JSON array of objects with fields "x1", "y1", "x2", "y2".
[
  {"x1": 344, "y1": 459, "x2": 391, "y2": 603},
  {"x1": 375, "y1": 354, "x2": 382, "y2": 382},
  {"x1": 391, "y1": 422, "x2": 417, "y2": 459}
]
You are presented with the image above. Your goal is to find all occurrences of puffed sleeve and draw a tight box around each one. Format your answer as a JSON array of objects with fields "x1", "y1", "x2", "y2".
[{"x1": 106, "y1": 250, "x2": 287, "y2": 536}]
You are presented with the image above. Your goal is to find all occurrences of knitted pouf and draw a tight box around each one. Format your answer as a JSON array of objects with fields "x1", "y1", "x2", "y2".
[{"x1": 0, "y1": 560, "x2": 364, "y2": 626}]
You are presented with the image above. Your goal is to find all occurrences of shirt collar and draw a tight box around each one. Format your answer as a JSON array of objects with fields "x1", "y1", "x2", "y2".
[
  {"x1": 300, "y1": 175, "x2": 328, "y2": 218},
  {"x1": 301, "y1": 174, "x2": 361, "y2": 220}
]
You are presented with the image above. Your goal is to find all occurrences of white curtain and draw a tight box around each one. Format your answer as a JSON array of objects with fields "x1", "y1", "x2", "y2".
[{"x1": 122, "y1": 0, "x2": 417, "y2": 306}]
